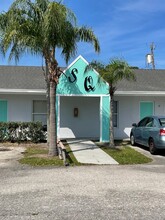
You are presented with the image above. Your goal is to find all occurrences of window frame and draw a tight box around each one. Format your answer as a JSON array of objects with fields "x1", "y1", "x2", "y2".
[
  {"x1": 138, "y1": 117, "x2": 149, "y2": 127},
  {"x1": 32, "y1": 100, "x2": 47, "y2": 125},
  {"x1": 113, "y1": 100, "x2": 118, "y2": 128}
]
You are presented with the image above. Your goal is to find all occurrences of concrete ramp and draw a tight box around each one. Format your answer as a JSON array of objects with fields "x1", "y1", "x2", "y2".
[{"x1": 67, "y1": 139, "x2": 118, "y2": 165}]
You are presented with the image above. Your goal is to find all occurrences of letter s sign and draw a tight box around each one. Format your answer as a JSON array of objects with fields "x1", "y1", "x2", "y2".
[{"x1": 68, "y1": 68, "x2": 78, "y2": 83}]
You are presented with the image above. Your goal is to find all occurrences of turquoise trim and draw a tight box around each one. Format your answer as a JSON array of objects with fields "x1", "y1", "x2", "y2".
[
  {"x1": 140, "y1": 102, "x2": 154, "y2": 119},
  {"x1": 101, "y1": 96, "x2": 110, "y2": 141},
  {"x1": 57, "y1": 56, "x2": 109, "y2": 95},
  {"x1": 57, "y1": 56, "x2": 110, "y2": 142},
  {"x1": 56, "y1": 96, "x2": 59, "y2": 131},
  {"x1": 0, "y1": 100, "x2": 7, "y2": 122}
]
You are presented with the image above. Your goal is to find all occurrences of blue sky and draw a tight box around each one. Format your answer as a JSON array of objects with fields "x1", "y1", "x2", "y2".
[{"x1": 0, "y1": 0, "x2": 165, "y2": 69}]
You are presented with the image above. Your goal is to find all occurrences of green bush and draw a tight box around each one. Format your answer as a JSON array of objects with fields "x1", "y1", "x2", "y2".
[
  {"x1": 0, "y1": 122, "x2": 7, "y2": 142},
  {"x1": 27, "y1": 122, "x2": 46, "y2": 143},
  {"x1": 0, "y1": 122, "x2": 46, "y2": 143}
]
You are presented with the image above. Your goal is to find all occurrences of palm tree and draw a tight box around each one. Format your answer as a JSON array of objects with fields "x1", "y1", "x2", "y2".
[
  {"x1": 86, "y1": 59, "x2": 135, "y2": 148},
  {"x1": 0, "y1": 0, "x2": 100, "y2": 156}
]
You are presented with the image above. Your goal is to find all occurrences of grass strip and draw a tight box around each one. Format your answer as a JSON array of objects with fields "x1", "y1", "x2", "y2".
[
  {"x1": 19, "y1": 143, "x2": 82, "y2": 166},
  {"x1": 19, "y1": 141, "x2": 152, "y2": 166},
  {"x1": 19, "y1": 156, "x2": 64, "y2": 166},
  {"x1": 19, "y1": 145, "x2": 63, "y2": 166},
  {"x1": 100, "y1": 145, "x2": 152, "y2": 164},
  {"x1": 64, "y1": 142, "x2": 82, "y2": 166}
]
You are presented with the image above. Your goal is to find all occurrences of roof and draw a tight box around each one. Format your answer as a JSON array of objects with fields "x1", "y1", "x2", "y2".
[
  {"x1": 0, "y1": 66, "x2": 45, "y2": 90},
  {"x1": 0, "y1": 65, "x2": 65, "y2": 93},
  {"x1": 116, "y1": 69, "x2": 165, "y2": 95},
  {"x1": 117, "y1": 69, "x2": 165, "y2": 91},
  {"x1": 0, "y1": 65, "x2": 165, "y2": 95}
]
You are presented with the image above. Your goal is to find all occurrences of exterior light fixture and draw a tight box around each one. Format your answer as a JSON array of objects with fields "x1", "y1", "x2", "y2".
[{"x1": 74, "y1": 108, "x2": 78, "y2": 117}]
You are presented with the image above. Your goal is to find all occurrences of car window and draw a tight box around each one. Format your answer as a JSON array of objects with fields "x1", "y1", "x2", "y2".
[
  {"x1": 138, "y1": 117, "x2": 149, "y2": 127},
  {"x1": 159, "y1": 118, "x2": 165, "y2": 127},
  {"x1": 145, "y1": 118, "x2": 153, "y2": 127},
  {"x1": 153, "y1": 119, "x2": 158, "y2": 127}
]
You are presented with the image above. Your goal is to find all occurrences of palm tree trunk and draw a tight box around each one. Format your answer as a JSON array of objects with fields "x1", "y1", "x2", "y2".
[
  {"x1": 44, "y1": 61, "x2": 50, "y2": 148},
  {"x1": 48, "y1": 81, "x2": 58, "y2": 156},
  {"x1": 46, "y1": 80, "x2": 50, "y2": 147},
  {"x1": 109, "y1": 94, "x2": 115, "y2": 148}
]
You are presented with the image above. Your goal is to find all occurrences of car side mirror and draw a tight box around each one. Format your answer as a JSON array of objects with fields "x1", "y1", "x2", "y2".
[{"x1": 132, "y1": 123, "x2": 137, "y2": 127}]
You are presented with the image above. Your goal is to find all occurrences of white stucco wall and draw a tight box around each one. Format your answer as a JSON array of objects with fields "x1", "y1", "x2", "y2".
[
  {"x1": 59, "y1": 96, "x2": 100, "y2": 139},
  {"x1": 114, "y1": 96, "x2": 165, "y2": 139},
  {"x1": 0, "y1": 94, "x2": 46, "y2": 122},
  {"x1": 1, "y1": 93, "x2": 165, "y2": 141}
]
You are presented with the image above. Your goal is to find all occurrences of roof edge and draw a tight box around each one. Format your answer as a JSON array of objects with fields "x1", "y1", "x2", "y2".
[
  {"x1": 0, "y1": 89, "x2": 46, "y2": 95},
  {"x1": 115, "y1": 91, "x2": 165, "y2": 96},
  {"x1": 64, "y1": 55, "x2": 109, "y2": 87}
]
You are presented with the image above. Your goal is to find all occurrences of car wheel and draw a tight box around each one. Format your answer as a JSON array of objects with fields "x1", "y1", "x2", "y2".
[
  {"x1": 149, "y1": 138, "x2": 157, "y2": 154},
  {"x1": 130, "y1": 133, "x2": 136, "y2": 146}
]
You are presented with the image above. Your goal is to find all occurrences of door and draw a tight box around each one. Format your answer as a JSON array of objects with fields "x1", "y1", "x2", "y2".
[
  {"x1": 135, "y1": 117, "x2": 149, "y2": 144},
  {"x1": 142, "y1": 117, "x2": 159, "y2": 146},
  {"x1": 0, "y1": 100, "x2": 7, "y2": 122},
  {"x1": 141, "y1": 117, "x2": 153, "y2": 145},
  {"x1": 140, "y1": 102, "x2": 154, "y2": 120}
]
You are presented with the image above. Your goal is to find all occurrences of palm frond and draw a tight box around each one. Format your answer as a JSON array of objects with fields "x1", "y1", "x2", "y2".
[
  {"x1": 76, "y1": 26, "x2": 100, "y2": 53},
  {"x1": 84, "y1": 60, "x2": 104, "y2": 74},
  {"x1": 1, "y1": 0, "x2": 100, "y2": 66},
  {"x1": 86, "y1": 58, "x2": 136, "y2": 93}
]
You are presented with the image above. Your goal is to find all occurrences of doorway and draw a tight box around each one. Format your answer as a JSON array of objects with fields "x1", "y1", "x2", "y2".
[{"x1": 59, "y1": 96, "x2": 100, "y2": 139}]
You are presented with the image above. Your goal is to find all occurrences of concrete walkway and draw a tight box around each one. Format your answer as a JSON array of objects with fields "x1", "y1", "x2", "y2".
[{"x1": 67, "y1": 139, "x2": 119, "y2": 165}]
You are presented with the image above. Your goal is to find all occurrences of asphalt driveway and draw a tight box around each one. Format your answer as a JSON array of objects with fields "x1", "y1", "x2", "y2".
[
  {"x1": 0, "y1": 144, "x2": 165, "y2": 220},
  {"x1": 0, "y1": 163, "x2": 165, "y2": 220}
]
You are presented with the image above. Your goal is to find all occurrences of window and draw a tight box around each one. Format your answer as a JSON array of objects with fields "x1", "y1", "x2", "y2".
[
  {"x1": 113, "y1": 101, "x2": 118, "y2": 127},
  {"x1": 138, "y1": 117, "x2": 149, "y2": 127},
  {"x1": 32, "y1": 100, "x2": 47, "y2": 125},
  {"x1": 159, "y1": 118, "x2": 165, "y2": 127},
  {"x1": 146, "y1": 118, "x2": 154, "y2": 127}
]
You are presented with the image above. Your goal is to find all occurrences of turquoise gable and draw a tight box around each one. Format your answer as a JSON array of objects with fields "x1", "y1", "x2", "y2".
[
  {"x1": 57, "y1": 55, "x2": 110, "y2": 142},
  {"x1": 57, "y1": 56, "x2": 109, "y2": 95}
]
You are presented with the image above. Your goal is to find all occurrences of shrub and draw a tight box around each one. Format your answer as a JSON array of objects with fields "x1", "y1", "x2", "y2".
[
  {"x1": 0, "y1": 122, "x2": 46, "y2": 143},
  {"x1": 0, "y1": 122, "x2": 7, "y2": 142}
]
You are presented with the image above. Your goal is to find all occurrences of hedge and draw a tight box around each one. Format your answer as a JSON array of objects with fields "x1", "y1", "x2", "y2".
[{"x1": 0, "y1": 122, "x2": 46, "y2": 143}]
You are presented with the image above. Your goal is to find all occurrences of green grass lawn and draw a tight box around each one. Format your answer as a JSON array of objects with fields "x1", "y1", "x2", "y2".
[
  {"x1": 19, "y1": 143, "x2": 81, "y2": 166},
  {"x1": 19, "y1": 146, "x2": 64, "y2": 166},
  {"x1": 19, "y1": 141, "x2": 152, "y2": 166},
  {"x1": 64, "y1": 142, "x2": 82, "y2": 166},
  {"x1": 97, "y1": 141, "x2": 152, "y2": 165}
]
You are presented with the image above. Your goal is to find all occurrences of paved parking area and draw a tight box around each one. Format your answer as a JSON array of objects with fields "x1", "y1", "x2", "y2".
[
  {"x1": 0, "y1": 162, "x2": 165, "y2": 220},
  {"x1": 0, "y1": 143, "x2": 165, "y2": 220}
]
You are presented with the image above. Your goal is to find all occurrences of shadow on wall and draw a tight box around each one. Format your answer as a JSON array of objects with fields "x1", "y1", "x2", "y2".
[
  {"x1": 57, "y1": 71, "x2": 83, "y2": 95},
  {"x1": 114, "y1": 126, "x2": 132, "y2": 139}
]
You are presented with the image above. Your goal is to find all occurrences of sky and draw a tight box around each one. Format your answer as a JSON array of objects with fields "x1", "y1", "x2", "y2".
[{"x1": 0, "y1": 0, "x2": 165, "y2": 69}]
